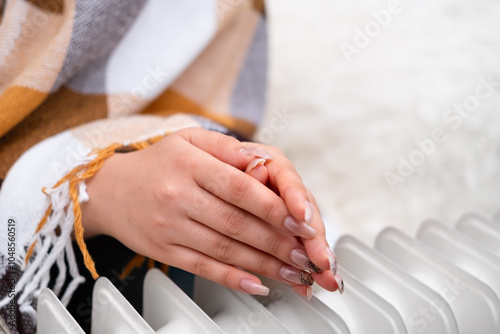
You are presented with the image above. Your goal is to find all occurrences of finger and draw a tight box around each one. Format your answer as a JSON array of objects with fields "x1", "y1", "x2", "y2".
[
  {"x1": 161, "y1": 245, "x2": 270, "y2": 295},
  {"x1": 175, "y1": 128, "x2": 316, "y2": 237},
  {"x1": 300, "y1": 190, "x2": 342, "y2": 292},
  {"x1": 265, "y1": 155, "x2": 312, "y2": 224},
  {"x1": 175, "y1": 128, "x2": 270, "y2": 170},
  {"x1": 175, "y1": 128, "x2": 309, "y2": 225},
  {"x1": 190, "y1": 153, "x2": 316, "y2": 239},
  {"x1": 301, "y1": 190, "x2": 331, "y2": 270},
  {"x1": 171, "y1": 218, "x2": 316, "y2": 288},
  {"x1": 185, "y1": 187, "x2": 305, "y2": 268},
  {"x1": 311, "y1": 268, "x2": 343, "y2": 293}
]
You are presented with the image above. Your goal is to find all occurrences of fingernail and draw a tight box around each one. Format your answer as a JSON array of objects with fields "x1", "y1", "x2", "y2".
[
  {"x1": 304, "y1": 200, "x2": 314, "y2": 225},
  {"x1": 334, "y1": 273, "x2": 344, "y2": 294},
  {"x1": 306, "y1": 286, "x2": 313, "y2": 301},
  {"x1": 240, "y1": 147, "x2": 273, "y2": 160},
  {"x1": 290, "y1": 248, "x2": 323, "y2": 273},
  {"x1": 245, "y1": 158, "x2": 266, "y2": 173},
  {"x1": 326, "y1": 246, "x2": 337, "y2": 275},
  {"x1": 279, "y1": 266, "x2": 314, "y2": 286},
  {"x1": 284, "y1": 216, "x2": 316, "y2": 239},
  {"x1": 240, "y1": 278, "x2": 270, "y2": 296}
]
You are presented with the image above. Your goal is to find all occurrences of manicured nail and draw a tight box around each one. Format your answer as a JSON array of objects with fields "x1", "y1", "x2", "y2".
[
  {"x1": 284, "y1": 216, "x2": 316, "y2": 239},
  {"x1": 240, "y1": 278, "x2": 270, "y2": 296},
  {"x1": 304, "y1": 200, "x2": 314, "y2": 225},
  {"x1": 245, "y1": 158, "x2": 266, "y2": 173},
  {"x1": 290, "y1": 248, "x2": 323, "y2": 273},
  {"x1": 334, "y1": 273, "x2": 344, "y2": 294},
  {"x1": 306, "y1": 286, "x2": 313, "y2": 301},
  {"x1": 240, "y1": 147, "x2": 273, "y2": 160},
  {"x1": 279, "y1": 266, "x2": 314, "y2": 286},
  {"x1": 326, "y1": 246, "x2": 337, "y2": 275}
]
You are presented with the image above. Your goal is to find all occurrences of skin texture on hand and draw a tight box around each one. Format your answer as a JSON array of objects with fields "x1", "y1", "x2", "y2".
[{"x1": 81, "y1": 128, "x2": 340, "y2": 295}]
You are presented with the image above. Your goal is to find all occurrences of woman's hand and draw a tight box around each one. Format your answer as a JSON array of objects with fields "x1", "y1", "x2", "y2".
[{"x1": 81, "y1": 128, "x2": 341, "y2": 295}]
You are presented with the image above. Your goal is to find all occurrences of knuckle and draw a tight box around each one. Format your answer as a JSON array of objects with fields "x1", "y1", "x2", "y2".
[
  {"x1": 220, "y1": 269, "x2": 232, "y2": 288},
  {"x1": 263, "y1": 198, "x2": 282, "y2": 222},
  {"x1": 156, "y1": 182, "x2": 182, "y2": 202},
  {"x1": 225, "y1": 210, "x2": 248, "y2": 237},
  {"x1": 228, "y1": 175, "x2": 251, "y2": 202},
  {"x1": 214, "y1": 238, "x2": 234, "y2": 263},
  {"x1": 257, "y1": 256, "x2": 275, "y2": 278},
  {"x1": 267, "y1": 232, "x2": 288, "y2": 258},
  {"x1": 193, "y1": 257, "x2": 210, "y2": 278},
  {"x1": 217, "y1": 132, "x2": 238, "y2": 148}
]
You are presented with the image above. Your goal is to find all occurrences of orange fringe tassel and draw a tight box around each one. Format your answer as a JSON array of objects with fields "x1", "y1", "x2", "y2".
[{"x1": 26, "y1": 134, "x2": 168, "y2": 280}]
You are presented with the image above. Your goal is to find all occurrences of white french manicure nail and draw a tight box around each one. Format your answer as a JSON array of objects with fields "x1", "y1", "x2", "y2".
[
  {"x1": 240, "y1": 147, "x2": 273, "y2": 160},
  {"x1": 240, "y1": 278, "x2": 270, "y2": 296},
  {"x1": 304, "y1": 200, "x2": 314, "y2": 224},
  {"x1": 245, "y1": 158, "x2": 266, "y2": 173}
]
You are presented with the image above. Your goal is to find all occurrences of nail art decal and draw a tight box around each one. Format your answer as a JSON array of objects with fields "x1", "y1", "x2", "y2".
[
  {"x1": 280, "y1": 266, "x2": 315, "y2": 286},
  {"x1": 290, "y1": 248, "x2": 322, "y2": 273},
  {"x1": 308, "y1": 261, "x2": 323, "y2": 274},
  {"x1": 301, "y1": 271, "x2": 314, "y2": 286}
]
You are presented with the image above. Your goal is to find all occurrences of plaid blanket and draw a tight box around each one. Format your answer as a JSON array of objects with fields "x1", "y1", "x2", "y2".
[{"x1": 0, "y1": 1, "x2": 267, "y2": 332}]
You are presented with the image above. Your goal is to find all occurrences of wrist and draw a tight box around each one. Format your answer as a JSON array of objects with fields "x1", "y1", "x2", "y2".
[{"x1": 80, "y1": 153, "x2": 125, "y2": 238}]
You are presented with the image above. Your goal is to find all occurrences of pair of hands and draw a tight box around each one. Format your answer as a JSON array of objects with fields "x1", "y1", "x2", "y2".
[{"x1": 81, "y1": 127, "x2": 341, "y2": 298}]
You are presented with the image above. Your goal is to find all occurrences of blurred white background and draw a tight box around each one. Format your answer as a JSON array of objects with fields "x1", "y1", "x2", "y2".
[{"x1": 258, "y1": 0, "x2": 500, "y2": 246}]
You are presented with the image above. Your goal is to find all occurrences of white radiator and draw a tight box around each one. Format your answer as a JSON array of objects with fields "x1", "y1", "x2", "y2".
[{"x1": 33, "y1": 212, "x2": 500, "y2": 334}]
